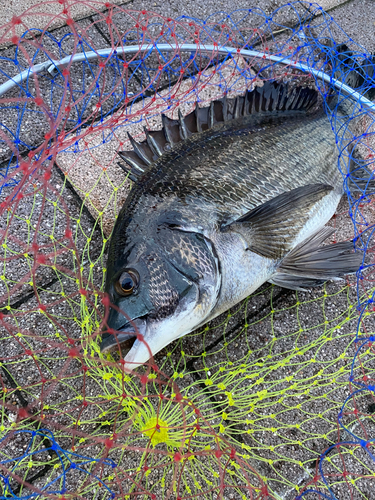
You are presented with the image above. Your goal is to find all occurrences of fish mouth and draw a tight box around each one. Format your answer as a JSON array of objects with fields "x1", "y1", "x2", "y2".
[
  {"x1": 100, "y1": 318, "x2": 146, "y2": 355},
  {"x1": 100, "y1": 330, "x2": 137, "y2": 354}
]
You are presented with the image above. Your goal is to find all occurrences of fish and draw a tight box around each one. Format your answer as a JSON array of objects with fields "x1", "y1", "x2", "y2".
[{"x1": 100, "y1": 53, "x2": 373, "y2": 371}]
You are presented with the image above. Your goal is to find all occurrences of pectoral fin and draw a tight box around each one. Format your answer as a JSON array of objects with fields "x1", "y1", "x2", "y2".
[{"x1": 221, "y1": 184, "x2": 334, "y2": 259}]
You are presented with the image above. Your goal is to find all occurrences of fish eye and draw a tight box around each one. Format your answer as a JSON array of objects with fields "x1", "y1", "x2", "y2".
[{"x1": 115, "y1": 270, "x2": 139, "y2": 296}]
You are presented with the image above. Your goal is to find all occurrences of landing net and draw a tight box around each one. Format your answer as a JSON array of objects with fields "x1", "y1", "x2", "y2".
[{"x1": 0, "y1": 2, "x2": 374, "y2": 499}]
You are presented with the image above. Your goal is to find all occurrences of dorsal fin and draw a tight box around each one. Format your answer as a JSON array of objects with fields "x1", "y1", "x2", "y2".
[{"x1": 117, "y1": 81, "x2": 319, "y2": 175}]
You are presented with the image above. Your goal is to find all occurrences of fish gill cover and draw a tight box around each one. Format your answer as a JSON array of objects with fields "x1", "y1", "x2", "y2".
[{"x1": 0, "y1": 1, "x2": 374, "y2": 498}]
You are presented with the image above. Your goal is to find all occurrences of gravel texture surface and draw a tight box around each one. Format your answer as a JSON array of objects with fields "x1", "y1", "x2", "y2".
[
  {"x1": 0, "y1": 0, "x2": 132, "y2": 44},
  {"x1": 0, "y1": 0, "x2": 350, "y2": 44},
  {"x1": 309, "y1": 0, "x2": 375, "y2": 53},
  {"x1": 1, "y1": 1, "x2": 375, "y2": 499},
  {"x1": 0, "y1": 164, "x2": 103, "y2": 307}
]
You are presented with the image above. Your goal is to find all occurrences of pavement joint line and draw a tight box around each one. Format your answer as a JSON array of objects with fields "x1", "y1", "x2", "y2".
[
  {"x1": 0, "y1": 5, "x2": 370, "y2": 177},
  {"x1": 297, "y1": 0, "x2": 356, "y2": 16},
  {"x1": 11, "y1": 462, "x2": 55, "y2": 495},
  {"x1": 0, "y1": 238, "x2": 103, "y2": 311},
  {"x1": 0, "y1": 365, "x2": 29, "y2": 408},
  {"x1": 0, "y1": 258, "x2": 93, "y2": 314},
  {"x1": 88, "y1": 14, "x2": 113, "y2": 46},
  {"x1": 0, "y1": 278, "x2": 61, "y2": 313},
  {"x1": 0, "y1": 364, "x2": 56, "y2": 494},
  {"x1": 157, "y1": 290, "x2": 293, "y2": 464}
]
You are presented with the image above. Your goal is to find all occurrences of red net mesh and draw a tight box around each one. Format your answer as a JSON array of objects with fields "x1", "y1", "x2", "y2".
[{"x1": 0, "y1": 2, "x2": 375, "y2": 499}]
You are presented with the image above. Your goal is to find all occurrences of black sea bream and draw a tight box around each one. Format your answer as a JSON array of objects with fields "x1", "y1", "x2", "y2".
[{"x1": 100, "y1": 79, "x2": 365, "y2": 371}]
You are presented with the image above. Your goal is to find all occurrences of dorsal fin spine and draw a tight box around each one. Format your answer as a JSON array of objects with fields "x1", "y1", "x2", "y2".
[
  {"x1": 127, "y1": 132, "x2": 153, "y2": 166},
  {"x1": 117, "y1": 162, "x2": 139, "y2": 182},
  {"x1": 162, "y1": 114, "x2": 182, "y2": 146},
  {"x1": 117, "y1": 81, "x2": 319, "y2": 175},
  {"x1": 117, "y1": 151, "x2": 146, "y2": 172},
  {"x1": 234, "y1": 97, "x2": 241, "y2": 119},
  {"x1": 178, "y1": 109, "x2": 190, "y2": 140},
  {"x1": 196, "y1": 103, "x2": 203, "y2": 132},
  {"x1": 209, "y1": 101, "x2": 215, "y2": 128},
  {"x1": 144, "y1": 127, "x2": 163, "y2": 158}
]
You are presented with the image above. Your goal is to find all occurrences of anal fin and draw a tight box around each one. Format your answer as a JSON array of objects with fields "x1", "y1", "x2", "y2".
[
  {"x1": 269, "y1": 273, "x2": 326, "y2": 291},
  {"x1": 269, "y1": 227, "x2": 362, "y2": 291}
]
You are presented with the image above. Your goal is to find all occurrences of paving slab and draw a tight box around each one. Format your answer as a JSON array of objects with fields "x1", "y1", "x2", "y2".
[
  {"x1": 1, "y1": 0, "x2": 375, "y2": 498},
  {"x1": 0, "y1": 0, "x2": 131, "y2": 44},
  {"x1": 0, "y1": 163, "x2": 104, "y2": 308},
  {"x1": 310, "y1": 0, "x2": 375, "y2": 52}
]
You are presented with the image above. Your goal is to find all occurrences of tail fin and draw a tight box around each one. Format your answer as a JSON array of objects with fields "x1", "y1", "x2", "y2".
[{"x1": 321, "y1": 41, "x2": 375, "y2": 100}]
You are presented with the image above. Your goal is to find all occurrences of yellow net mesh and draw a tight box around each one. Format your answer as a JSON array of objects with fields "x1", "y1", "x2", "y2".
[{"x1": 1, "y1": 2, "x2": 375, "y2": 499}]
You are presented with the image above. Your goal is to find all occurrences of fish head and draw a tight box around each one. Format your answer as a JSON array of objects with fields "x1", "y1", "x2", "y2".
[{"x1": 101, "y1": 226, "x2": 220, "y2": 370}]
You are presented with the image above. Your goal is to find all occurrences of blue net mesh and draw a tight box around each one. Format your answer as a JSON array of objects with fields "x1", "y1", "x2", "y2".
[
  {"x1": 0, "y1": 429, "x2": 117, "y2": 499},
  {"x1": 0, "y1": 1, "x2": 375, "y2": 499}
]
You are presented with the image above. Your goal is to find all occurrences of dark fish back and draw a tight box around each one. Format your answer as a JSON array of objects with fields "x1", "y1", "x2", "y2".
[
  {"x1": 109, "y1": 81, "x2": 341, "y2": 272},
  {"x1": 142, "y1": 110, "x2": 338, "y2": 206},
  {"x1": 118, "y1": 82, "x2": 340, "y2": 215}
]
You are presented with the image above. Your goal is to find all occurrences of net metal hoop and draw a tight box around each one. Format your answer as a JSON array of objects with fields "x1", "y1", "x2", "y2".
[
  {"x1": 1, "y1": 43, "x2": 375, "y2": 113},
  {"x1": 1, "y1": 4, "x2": 375, "y2": 497}
]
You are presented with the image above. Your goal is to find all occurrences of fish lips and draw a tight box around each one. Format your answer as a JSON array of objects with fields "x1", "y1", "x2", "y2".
[{"x1": 100, "y1": 318, "x2": 146, "y2": 354}]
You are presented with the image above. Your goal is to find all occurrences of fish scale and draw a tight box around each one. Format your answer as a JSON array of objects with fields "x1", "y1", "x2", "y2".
[
  {"x1": 102, "y1": 80, "x2": 365, "y2": 370},
  {"x1": 112, "y1": 112, "x2": 341, "y2": 244}
]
